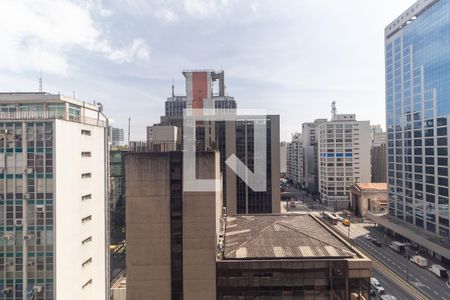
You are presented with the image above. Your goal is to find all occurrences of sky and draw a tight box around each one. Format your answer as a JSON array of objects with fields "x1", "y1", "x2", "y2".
[{"x1": 0, "y1": 0, "x2": 416, "y2": 141}]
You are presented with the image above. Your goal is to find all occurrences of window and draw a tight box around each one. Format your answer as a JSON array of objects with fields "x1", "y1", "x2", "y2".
[
  {"x1": 81, "y1": 152, "x2": 91, "y2": 157},
  {"x1": 81, "y1": 215, "x2": 92, "y2": 223},
  {"x1": 81, "y1": 194, "x2": 92, "y2": 201},
  {"x1": 81, "y1": 173, "x2": 91, "y2": 179},
  {"x1": 82, "y1": 236, "x2": 92, "y2": 245},
  {"x1": 82, "y1": 258, "x2": 92, "y2": 267},
  {"x1": 82, "y1": 279, "x2": 93, "y2": 289},
  {"x1": 81, "y1": 129, "x2": 91, "y2": 136}
]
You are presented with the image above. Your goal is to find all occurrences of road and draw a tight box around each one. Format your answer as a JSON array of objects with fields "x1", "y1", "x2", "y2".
[
  {"x1": 334, "y1": 221, "x2": 450, "y2": 300},
  {"x1": 281, "y1": 184, "x2": 450, "y2": 300}
]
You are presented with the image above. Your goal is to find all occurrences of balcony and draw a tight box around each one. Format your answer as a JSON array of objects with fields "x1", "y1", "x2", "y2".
[{"x1": 0, "y1": 111, "x2": 106, "y2": 127}]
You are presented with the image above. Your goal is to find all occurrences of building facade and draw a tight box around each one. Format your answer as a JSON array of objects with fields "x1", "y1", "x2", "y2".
[
  {"x1": 385, "y1": 0, "x2": 450, "y2": 238},
  {"x1": 109, "y1": 127, "x2": 124, "y2": 148},
  {"x1": 371, "y1": 132, "x2": 387, "y2": 183},
  {"x1": 280, "y1": 142, "x2": 287, "y2": 177},
  {"x1": 302, "y1": 119, "x2": 327, "y2": 194},
  {"x1": 0, "y1": 93, "x2": 108, "y2": 299},
  {"x1": 286, "y1": 133, "x2": 303, "y2": 188},
  {"x1": 125, "y1": 151, "x2": 221, "y2": 300},
  {"x1": 349, "y1": 183, "x2": 388, "y2": 217},
  {"x1": 318, "y1": 114, "x2": 371, "y2": 210}
]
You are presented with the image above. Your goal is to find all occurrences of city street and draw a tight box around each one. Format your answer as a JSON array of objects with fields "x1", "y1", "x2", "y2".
[{"x1": 281, "y1": 184, "x2": 450, "y2": 300}]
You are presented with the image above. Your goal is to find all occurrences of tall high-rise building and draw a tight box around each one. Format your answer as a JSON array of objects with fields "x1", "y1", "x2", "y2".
[
  {"x1": 286, "y1": 133, "x2": 303, "y2": 187},
  {"x1": 318, "y1": 114, "x2": 371, "y2": 210},
  {"x1": 0, "y1": 93, "x2": 108, "y2": 299},
  {"x1": 125, "y1": 151, "x2": 221, "y2": 300},
  {"x1": 109, "y1": 127, "x2": 124, "y2": 147},
  {"x1": 154, "y1": 70, "x2": 280, "y2": 214},
  {"x1": 280, "y1": 141, "x2": 287, "y2": 177},
  {"x1": 302, "y1": 119, "x2": 327, "y2": 194},
  {"x1": 385, "y1": 0, "x2": 450, "y2": 238},
  {"x1": 371, "y1": 132, "x2": 387, "y2": 183}
]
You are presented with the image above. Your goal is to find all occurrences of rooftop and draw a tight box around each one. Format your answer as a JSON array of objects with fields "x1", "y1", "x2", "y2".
[
  {"x1": 223, "y1": 214, "x2": 357, "y2": 260},
  {"x1": 355, "y1": 183, "x2": 387, "y2": 191}
]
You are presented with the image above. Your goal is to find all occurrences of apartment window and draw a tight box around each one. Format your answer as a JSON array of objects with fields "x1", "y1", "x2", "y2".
[
  {"x1": 82, "y1": 236, "x2": 92, "y2": 245},
  {"x1": 82, "y1": 258, "x2": 93, "y2": 267},
  {"x1": 81, "y1": 152, "x2": 91, "y2": 157},
  {"x1": 81, "y1": 215, "x2": 92, "y2": 223},
  {"x1": 82, "y1": 279, "x2": 93, "y2": 289},
  {"x1": 81, "y1": 173, "x2": 92, "y2": 179},
  {"x1": 81, "y1": 129, "x2": 91, "y2": 136},
  {"x1": 81, "y1": 194, "x2": 92, "y2": 201}
]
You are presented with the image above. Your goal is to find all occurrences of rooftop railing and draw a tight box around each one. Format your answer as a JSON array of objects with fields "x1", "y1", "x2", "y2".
[{"x1": 0, "y1": 111, "x2": 106, "y2": 127}]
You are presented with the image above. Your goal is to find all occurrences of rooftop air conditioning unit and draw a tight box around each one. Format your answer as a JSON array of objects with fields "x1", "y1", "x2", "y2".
[
  {"x1": 5, "y1": 259, "x2": 14, "y2": 267},
  {"x1": 14, "y1": 219, "x2": 23, "y2": 226},
  {"x1": 27, "y1": 259, "x2": 35, "y2": 266},
  {"x1": 24, "y1": 168, "x2": 33, "y2": 174},
  {"x1": 1, "y1": 287, "x2": 12, "y2": 295},
  {"x1": 2, "y1": 233, "x2": 13, "y2": 240},
  {"x1": 0, "y1": 129, "x2": 9, "y2": 135},
  {"x1": 36, "y1": 205, "x2": 44, "y2": 212},
  {"x1": 24, "y1": 234, "x2": 34, "y2": 241},
  {"x1": 32, "y1": 286, "x2": 43, "y2": 293}
]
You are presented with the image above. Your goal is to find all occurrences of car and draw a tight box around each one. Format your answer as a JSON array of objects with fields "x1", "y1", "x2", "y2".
[
  {"x1": 338, "y1": 217, "x2": 344, "y2": 222},
  {"x1": 372, "y1": 239, "x2": 382, "y2": 247},
  {"x1": 364, "y1": 234, "x2": 372, "y2": 240},
  {"x1": 342, "y1": 219, "x2": 350, "y2": 226}
]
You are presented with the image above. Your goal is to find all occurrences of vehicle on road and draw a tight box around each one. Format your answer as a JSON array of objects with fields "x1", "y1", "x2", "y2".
[
  {"x1": 409, "y1": 255, "x2": 428, "y2": 267},
  {"x1": 372, "y1": 239, "x2": 382, "y2": 247},
  {"x1": 288, "y1": 200, "x2": 296, "y2": 208},
  {"x1": 342, "y1": 219, "x2": 350, "y2": 226},
  {"x1": 324, "y1": 212, "x2": 339, "y2": 225},
  {"x1": 338, "y1": 216, "x2": 344, "y2": 222},
  {"x1": 363, "y1": 234, "x2": 372, "y2": 240},
  {"x1": 389, "y1": 241, "x2": 406, "y2": 254},
  {"x1": 370, "y1": 277, "x2": 385, "y2": 295},
  {"x1": 429, "y1": 264, "x2": 448, "y2": 278}
]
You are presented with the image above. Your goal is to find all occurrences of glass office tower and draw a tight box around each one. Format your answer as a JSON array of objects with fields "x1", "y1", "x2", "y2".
[{"x1": 385, "y1": 0, "x2": 450, "y2": 238}]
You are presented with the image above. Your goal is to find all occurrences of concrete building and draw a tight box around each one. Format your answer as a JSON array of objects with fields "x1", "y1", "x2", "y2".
[
  {"x1": 217, "y1": 214, "x2": 371, "y2": 299},
  {"x1": 349, "y1": 183, "x2": 388, "y2": 217},
  {"x1": 0, "y1": 92, "x2": 108, "y2": 299},
  {"x1": 125, "y1": 151, "x2": 221, "y2": 300},
  {"x1": 302, "y1": 119, "x2": 327, "y2": 194},
  {"x1": 318, "y1": 114, "x2": 371, "y2": 211},
  {"x1": 286, "y1": 133, "x2": 303, "y2": 188},
  {"x1": 280, "y1": 141, "x2": 287, "y2": 177},
  {"x1": 109, "y1": 127, "x2": 124, "y2": 147},
  {"x1": 146, "y1": 125, "x2": 181, "y2": 152},
  {"x1": 371, "y1": 132, "x2": 387, "y2": 183},
  {"x1": 380, "y1": 0, "x2": 450, "y2": 262},
  {"x1": 155, "y1": 70, "x2": 280, "y2": 215}
]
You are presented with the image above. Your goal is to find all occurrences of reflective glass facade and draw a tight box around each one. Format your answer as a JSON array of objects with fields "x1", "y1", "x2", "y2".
[{"x1": 386, "y1": 0, "x2": 450, "y2": 237}]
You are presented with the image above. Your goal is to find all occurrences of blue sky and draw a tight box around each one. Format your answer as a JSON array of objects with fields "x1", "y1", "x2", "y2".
[{"x1": 0, "y1": 0, "x2": 415, "y2": 141}]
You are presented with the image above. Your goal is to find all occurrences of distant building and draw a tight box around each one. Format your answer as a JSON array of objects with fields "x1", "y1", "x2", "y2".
[
  {"x1": 370, "y1": 124, "x2": 383, "y2": 138},
  {"x1": 371, "y1": 132, "x2": 387, "y2": 183},
  {"x1": 318, "y1": 114, "x2": 371, "y2": 210},
  {"x1": 146, "y1": 125, "x2": 181, "y2": 151},
  {"x1": 109, "y1": 126, "x2": 124, "y2": 147},
  {"x1": 280, "y1": 141, "x2": 287, "y2": 177},
  {"x1": 286, "y1": 133, "x2": 303, "y2": 188},
  {"x1": 302, "y1": 119, "x2": 327, "y2": 194},
  {"x1": 125, "y1": 151, "x2": 221, "y2": 300},
  {"x1": 217, "y1": 214, "x2": 371, "y2": 299},
  {"x1": 349, "y1": 183, "x2": 388, "y2": 217},
  {"x1": 0, "y1": 92, "x2": 108, "y2": 299}
]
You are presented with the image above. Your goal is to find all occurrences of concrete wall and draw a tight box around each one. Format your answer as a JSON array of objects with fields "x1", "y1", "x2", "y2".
[
  {"x1": 271, "y1": 115, "x2": 281, "y2": 214},
  {"x1": 126, "y1": 153, "x2": 171, "y2": 300},
  {"x1": 55, "y1": 120, "x2": 107, "y2": 300}
]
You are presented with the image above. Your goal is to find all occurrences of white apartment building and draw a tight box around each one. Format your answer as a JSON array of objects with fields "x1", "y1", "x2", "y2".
[
  {"x1": 286, "y1": 133, "x2": 303, "y2": 187},
  {"x1": 318, "y1": 114, "x2": 371, "y2": 210},
  {"x1": 0, "y1": 93, "x2": 108, "y2": 300}
]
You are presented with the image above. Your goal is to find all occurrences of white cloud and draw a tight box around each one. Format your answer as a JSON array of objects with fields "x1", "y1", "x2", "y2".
[
  {"x1": 155, "y1": 7, "x2": 179, "y2": 23},
  {"x1": 183, "y1": 0, "x2": 233, "y2": 17},
  {"x1": 0, "y1": 0, "x2": 150, "y2": 75}
]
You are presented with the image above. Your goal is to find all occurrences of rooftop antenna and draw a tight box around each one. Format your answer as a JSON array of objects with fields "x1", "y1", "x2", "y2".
[
  {"x1": 171, "y1": 75, "x2": 175, "y2": 97},
  {"x1": 39, "y1": 70, "x2": 43, "y2": 92},
  {"x1": 331, "y1": 100, "x2": 337, "y2": 117}
]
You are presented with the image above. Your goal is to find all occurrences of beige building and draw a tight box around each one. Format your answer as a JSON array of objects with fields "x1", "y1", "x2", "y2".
[
  {"x1": 125, "y1": 151, "x2": 221, "y2": 300},
  {"x1": 349, "y1": 183, "x2": 387, "y2": 217}
]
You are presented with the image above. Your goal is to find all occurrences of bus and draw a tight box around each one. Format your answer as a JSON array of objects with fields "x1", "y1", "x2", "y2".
[{"x1": 324, "y1": 212, "x2": 339, "y2": 225}]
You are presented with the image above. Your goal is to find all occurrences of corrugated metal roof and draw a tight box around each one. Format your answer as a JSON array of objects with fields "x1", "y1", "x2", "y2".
[{"x1": 223, "y1": 214, "x2": 355, "y2": 259}]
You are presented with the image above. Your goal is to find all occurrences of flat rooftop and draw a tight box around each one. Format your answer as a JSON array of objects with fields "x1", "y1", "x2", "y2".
[{"x1": 223, "y1": 214, "x2": 357, "y2": 260}]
